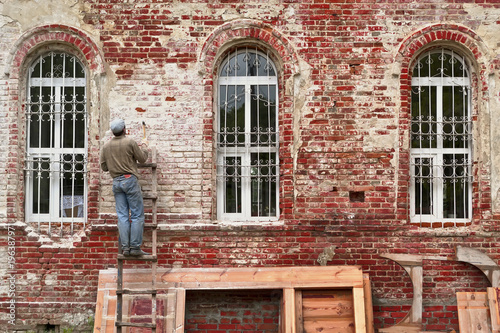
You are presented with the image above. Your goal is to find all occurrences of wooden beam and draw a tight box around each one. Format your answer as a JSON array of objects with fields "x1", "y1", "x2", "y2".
[
  {"x1": 294, "y1": 290, "x2": 304, "y2": 333},
  {"x1": 379, "y1": 253, "x2": 448, "y2": 332},
  {"x1": 363, "y1": 273, "x2": 374, "y2": 333},
  {"x1": 161, "y1": 266, "x2": 364, "y2": 290},
  {"x1": 488, "y1": 288, "x2": 500, "y2": 333},
  {"x1": 353, "y1": 286, "x2": 366, "y2": 333},
  {"x1": 455, "y1": 246, "x2": 500, "y2": 287},
  {"x1": 174, "y1": 288, "x2": 186, "y2": 333},
  {"x1": 283, "y1": 288, "x2": 296, "y2": 333}
]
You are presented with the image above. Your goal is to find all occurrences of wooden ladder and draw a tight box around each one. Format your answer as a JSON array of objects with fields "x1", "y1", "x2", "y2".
[{"x1": 115, "y1": 147, "x2": 158, "y2": 332}]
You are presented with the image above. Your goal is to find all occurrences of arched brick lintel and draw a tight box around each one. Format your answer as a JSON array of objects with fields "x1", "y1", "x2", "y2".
[
  {"x1": 200, "y1": 19, "x2": 300, "y2": 76},
  {"x1": 396, "y1": 23, "x2": 490, "y2": 78},
  {"x1": 7, "y1": 24, "x2": 105, "y2": 79}
]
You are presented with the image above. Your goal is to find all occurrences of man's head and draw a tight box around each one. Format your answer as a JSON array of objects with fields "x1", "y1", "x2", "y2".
[{"x1": 110, "y1": 118, "x2": 126, "y2": 136}]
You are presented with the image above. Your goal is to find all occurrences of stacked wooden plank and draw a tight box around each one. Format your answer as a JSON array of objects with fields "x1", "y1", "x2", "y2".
[{"x1": 457, "y1": 288, "x2": 500, "y2": 333}]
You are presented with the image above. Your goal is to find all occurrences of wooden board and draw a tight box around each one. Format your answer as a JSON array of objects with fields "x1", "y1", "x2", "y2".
[
  {"x1": 301, "y1": 289, "x2": 355, "y2": 333},
  {"x1": 457, "y1": 292, "x2": 492, "y2": 333},
  {"x1": 160, "y1": 266, "x2": 364, "y2": 289},
  {"x1": 488, "y1": 288, "x2": 500, "y2": 333}
]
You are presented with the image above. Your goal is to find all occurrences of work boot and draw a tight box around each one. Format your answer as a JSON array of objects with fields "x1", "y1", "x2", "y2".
[
  {"x1": 120, "y1": 247, "x2": 130, "y2": 256},
  {"x1": 130, "y1": 248, "x2": 150, "y2": 256}
]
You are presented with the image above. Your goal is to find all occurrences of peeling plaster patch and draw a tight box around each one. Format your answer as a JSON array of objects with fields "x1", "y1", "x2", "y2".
[
  {"x1": 2, "y1": 0, "x2": 84, "y2": 30},
  {"x1": 108, "y1": 63, "x2": 204, "y2": 117},
  {"x1": 317, "y1": 245, "x2": 337, "y2": 266},
  {"x1": 463, "y1": 4, "x2": 500, "y2": 53},
  {"x1": 0, "y1": 12, "x2": 14, "y2": 29},
  {"x1": 292, "y1": 59, "x2": 312, "y2": 200},
  {"x1": 363, "y1": 118, "x2": 398, "y2": 151},
  {"x1": 13, "y1": 220, "x2": 86, "y2": 247},
  {"x1": 61, "y1": 310, "x2": 94, "y2": 328},
  {"x1": 44, "y1": 273, "x2": 58, "y2": 286}
]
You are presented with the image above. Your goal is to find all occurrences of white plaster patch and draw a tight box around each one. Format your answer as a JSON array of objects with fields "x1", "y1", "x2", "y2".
[
  {"x1": 363, "y1": 118, "x2": 398, "y2": 151},
  {"x1": 464, "y1": 4, "x2": 500, "y2": 55},
  {"x1": 1, "y1": 0, "x2": 84, "y2": 30},
  {"x1": 44, "y1": 273, "x2": 58, "y2": 286}
]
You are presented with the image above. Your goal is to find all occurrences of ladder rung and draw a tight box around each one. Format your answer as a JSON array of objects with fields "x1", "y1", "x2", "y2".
[
  {"x1": 116, "y1": 321, "x2": 156, "y2": 328},
  {"x1": 138, "y1": 162, "x2": 157, "y2": 168},
  {"x1": 116, "y1": 289, "x2": 157, "y2": 295},
  {"x1": 117, "y1": 254, "x2": 158, "y2": 261},
  {"x1": 143, "y1": 193, "x2": 157, "y2": 199}
]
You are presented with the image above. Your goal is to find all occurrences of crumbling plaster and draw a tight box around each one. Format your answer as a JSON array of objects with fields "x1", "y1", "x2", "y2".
[{"x1": 0, "y1": 0, "x2": 89, "y2": 31}]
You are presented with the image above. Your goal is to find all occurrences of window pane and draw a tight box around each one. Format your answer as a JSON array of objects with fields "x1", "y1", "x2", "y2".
[
  {"x1": 443, "y1": 154, "x2": 469, "y2": 218},
  {"x1": 251, "y1": 153, "x2": 277, "y2": 217},
  {"x1": 250, "y1": 85, "x2": 277, "y2": 147},
  {"x1": 62, "y1": 86, "x2": 86, "y2": 148},
  {"x1": 219, "y1": 85, "x2": 245, "y2": 147},
  {"x1": 258, "y1": 54, "x2": 275, "y2": 76},
  {"x1": 60, "y1": 154, "x2": 85, "y2": 218},
  {"x1": 442, "y1": 86, "x2": 469, "y2": 149},
  {"x1": 411, "y1": 86, "x2": 437, "y2": 149},
  {"x1": 29, "y1": 86, "x2": 55, "y2": 148},
  {"x1": 429, "y1": 53, "x2": 442, "y2": 77},
  {"x1": 224, "y1": 157, "x2": 241, "y2": 214},
  {"x1": 31, "y1": 158, "x2": 51, "y2": 214},
  {"x1": 414, "y1": 158, "x2": 433, "y2": 215}
]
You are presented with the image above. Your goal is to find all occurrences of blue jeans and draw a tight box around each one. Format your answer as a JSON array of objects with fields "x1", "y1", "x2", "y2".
[{"x1": 112, "y1": 175, "x2": 144, "y2": 251}]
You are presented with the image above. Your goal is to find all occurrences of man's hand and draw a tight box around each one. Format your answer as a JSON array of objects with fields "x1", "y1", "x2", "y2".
[{"x1": 141, "y1": 138, "x2": 149, "y2": 147}]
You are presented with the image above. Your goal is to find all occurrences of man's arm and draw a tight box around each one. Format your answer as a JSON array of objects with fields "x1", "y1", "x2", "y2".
[
  {"x1": 133, "y1": 140, "x2": 149, "y2": 164},
  {"x1": 100, "y1": 149, "x2": 109, "y2": 172}
]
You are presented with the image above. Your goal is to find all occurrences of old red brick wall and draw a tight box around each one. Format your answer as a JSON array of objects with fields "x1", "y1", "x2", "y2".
[{"x1": 2, "y1": 0, "x2": 500, "y2": 332}]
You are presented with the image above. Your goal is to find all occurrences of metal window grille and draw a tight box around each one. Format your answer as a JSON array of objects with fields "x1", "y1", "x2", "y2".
[
  {"x1": 410, "y1": 49, "x2": 472, "y2": 225},
  {"x1": 216, "y1": 48, "x2": 279, "y2": 220},
  {"x1": 25, "y1": 52, "x2": 87, "y2": 235}
]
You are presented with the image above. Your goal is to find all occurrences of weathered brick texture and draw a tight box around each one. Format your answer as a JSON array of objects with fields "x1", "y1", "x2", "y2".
[{"x1": 1, "y1": 0, "x2": 500, "y2": 332}]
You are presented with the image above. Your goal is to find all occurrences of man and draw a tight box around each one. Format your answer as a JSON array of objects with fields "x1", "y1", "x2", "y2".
[{"x1": 100, "y1": 118, "x2": 149, "y2": 256}]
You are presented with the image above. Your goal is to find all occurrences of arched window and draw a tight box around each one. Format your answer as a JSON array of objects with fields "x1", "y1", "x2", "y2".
[
  {"x1": 410, "y1": 49, "x2": 472, "y2": 225},
  {"x1": 216, "y1": 48, "x2": 279, "y2": 220},
  {"x1": 25, "y1": 52, "x2": 87, "y2": 233}
]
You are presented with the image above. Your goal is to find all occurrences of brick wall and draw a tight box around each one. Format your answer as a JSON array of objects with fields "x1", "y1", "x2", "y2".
[
  {"x1": 1, "y1": 0, "x2": 500, "y2": 332},
  {"x1": 185, "y1": 290, "x2": 281, "y2": 332}
]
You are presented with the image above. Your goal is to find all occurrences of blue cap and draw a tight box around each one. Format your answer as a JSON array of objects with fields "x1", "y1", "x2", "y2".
[{"x1": 110, "y1": 119, "x2": 125, "y2": 134}]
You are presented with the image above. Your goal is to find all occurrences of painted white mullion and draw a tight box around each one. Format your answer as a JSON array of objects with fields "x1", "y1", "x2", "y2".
[
  {"x1": 266, "y1": 83, "x2": 271, "y2": 217},
  {"x1": 51, "y1": 86, "x2": 62, "y2": 225},
  {"x1": 223, "y1": 84, "x2": 230, "y2": 215},
  {"x1": 417, "y1": 62, "x2": 424, "y2": 224},
  {"x1": 37, "y1": 55, "x2": 45, "y2": 231},
  {"x1": 435, "y1": 84, "x2": 445, "y2": 221},
  {"x1": 256, "y1": 83, "x2": 262, "y2": 217},
  {"x1": 31, "y1": 78, "x2": 86, "y2": 86},
  {"x1": 242, "y1": 83, "x2": 252, "y2": 217},
  {"x1": 466, "y1": 83, "x2": 472, "y2": 221},
  {"x1": 82, "y1": 70, "x2": 88, "y2": 228},
  {"x1": 220, "y1": 76, "x2": 277, "y2": 86},
  {"x1": 273, "y1": 82, "x2": 279, "y2": 218}
]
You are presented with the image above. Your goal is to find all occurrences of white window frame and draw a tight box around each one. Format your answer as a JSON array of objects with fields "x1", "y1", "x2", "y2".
[
  {"x1": 216, "y1": 48, "x2": 279, "y2": 221},
  {"x1": 410, "y1": 49, "x2": 472, "y2": 225},
  {"x1": 25, "y1": 52, "x2": 88, "y2": 234}
]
